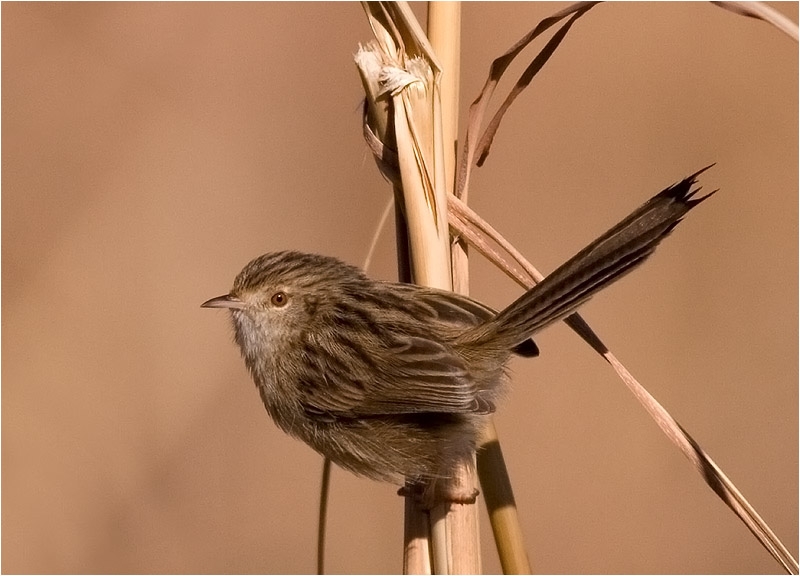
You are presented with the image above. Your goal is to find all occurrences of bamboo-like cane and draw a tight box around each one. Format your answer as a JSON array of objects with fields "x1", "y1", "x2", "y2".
[
  {"x1": 427, "y1": 3, "x2": 483, "y2": 574},
  {"x1": 358, "y1": 2, "x2": 463, "y2": 573}
]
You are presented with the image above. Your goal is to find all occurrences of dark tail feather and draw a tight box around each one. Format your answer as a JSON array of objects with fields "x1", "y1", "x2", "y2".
[{"x1": 459, "y1": 166, "x2": 716, "y2": 350}]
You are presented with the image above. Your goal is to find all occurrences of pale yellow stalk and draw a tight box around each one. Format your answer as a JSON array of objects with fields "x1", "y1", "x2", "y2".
[
  {"x1": 426, "y1": 3, "x2": 484, "y2": 575},
  {"x1": 357, "y1": 2, "x2": 455, "y2": 572}
]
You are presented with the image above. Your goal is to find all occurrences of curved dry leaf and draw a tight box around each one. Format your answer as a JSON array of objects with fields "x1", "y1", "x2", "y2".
[
  {"x1": 456, "y1": 1, "x2": 600, "y2": 200},
  {"x1": 475, "y1": 5, "x2": 593, "y2": 167},
  {"x1": 712, "y1": 1, "x2": 799, "y2": 41}
]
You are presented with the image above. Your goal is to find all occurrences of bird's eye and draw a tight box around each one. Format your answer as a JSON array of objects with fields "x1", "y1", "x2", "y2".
[{"x1": 270, "y1": 291, "x2": 288, "y2": 307}]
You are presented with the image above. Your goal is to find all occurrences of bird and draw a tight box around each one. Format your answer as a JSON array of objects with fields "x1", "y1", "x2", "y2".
[{"x1": 202, "y1": 166, "x2": 714, "y2": 506}]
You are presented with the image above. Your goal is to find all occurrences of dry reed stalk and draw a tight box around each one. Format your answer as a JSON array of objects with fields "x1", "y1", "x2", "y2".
[
  {"x1": 316, "y1": 458, "x2": 331, "y2": 575},
  {"x1": 427, "y1": 3, "x2": 483, "y2": 574},
  {"x1": 358, "y1": 2, "x2": 469, "y2": 573}
]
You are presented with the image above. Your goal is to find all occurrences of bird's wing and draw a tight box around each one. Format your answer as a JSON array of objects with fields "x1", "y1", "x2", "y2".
[
  {"x1": 296, "y1": 287, "x2": 500, "y2": 419},
  {"x1": 298, "y1": 331, "x2": 492, "y2": 419}
]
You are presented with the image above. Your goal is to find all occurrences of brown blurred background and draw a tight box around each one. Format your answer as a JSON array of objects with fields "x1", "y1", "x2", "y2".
[{"x1": 3, "y1": 2, "x2": 797, "y2": 574}]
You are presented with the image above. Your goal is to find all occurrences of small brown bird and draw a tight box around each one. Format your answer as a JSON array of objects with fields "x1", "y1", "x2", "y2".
[{"x1": 202, "y1": 167, "x2": 714, "y2": 505}]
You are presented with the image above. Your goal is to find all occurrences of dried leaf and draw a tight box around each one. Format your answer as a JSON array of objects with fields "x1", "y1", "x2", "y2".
[
  {"x1": 712, "y1": 1, "x2": 799, "y2": 41},
  {"x1": 475, "y1": 5, "x2": 593, "y2": 167},
  {"x1": 456, "y1": 2, "x2": 599, "y2": 200}
]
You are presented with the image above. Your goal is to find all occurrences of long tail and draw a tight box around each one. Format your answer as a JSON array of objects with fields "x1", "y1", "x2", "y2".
[{"x1": 458, "y1": 166, "x2": 716, "y2": 351}]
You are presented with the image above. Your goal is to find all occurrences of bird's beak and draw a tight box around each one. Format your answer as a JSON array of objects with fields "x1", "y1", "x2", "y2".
[{"x1": 201, "y1": 294, "x2": 245, "y2": 309}]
